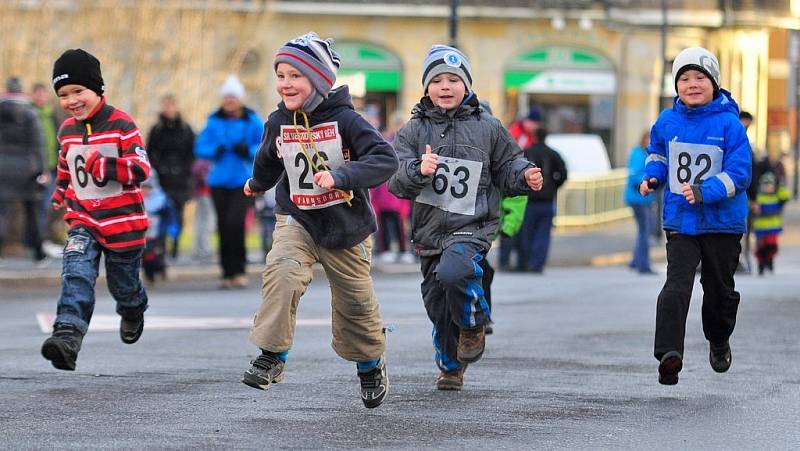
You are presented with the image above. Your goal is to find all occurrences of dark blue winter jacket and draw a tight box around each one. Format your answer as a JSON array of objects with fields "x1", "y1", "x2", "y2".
[{"x1": 645, "y1": 89, "x2": 751, "y2": 235}]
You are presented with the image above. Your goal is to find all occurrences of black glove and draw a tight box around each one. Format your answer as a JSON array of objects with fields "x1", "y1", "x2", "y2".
[
  {"x1": 214, "y1": 145, "x2": 226, "y2": 159},
  {"x1": 647, "y1": 178, "x2": 659, "y2": 190},
  {"x1": 233, "y1": 142, "x2": 250, "y2": 159}
]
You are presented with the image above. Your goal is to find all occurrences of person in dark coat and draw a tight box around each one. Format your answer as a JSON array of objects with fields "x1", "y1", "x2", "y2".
[
  {"x1": 0, "y1": 77, "x2": 48, "y2": 263},
  {"x1": 519, "y1": 127, "x2": 568, "y2": 273},
  {"x1": 146, "y1": 94, "x2": 195, "y2": 260}
]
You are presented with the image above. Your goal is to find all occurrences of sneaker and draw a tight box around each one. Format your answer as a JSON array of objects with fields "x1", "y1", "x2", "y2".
[
  {"x1": 232, "y1": 274, "x2": 249, "y2": 289},
  {"x1": 457, "y1": 325, "x2": 485, "y2": 363},
  {"x1": 41, "y1": 325, "x2": 83, "y2": 371},
  {"x1": 358, "y1": 356, "x2": 388, "y2": 408},
  {"x1": 709, "y1": 340, "x2": 732, "y2": 373},
  {"x1": 120, "y1": 314, "x2": 144, "y2": 344},
  {"x1": 658, "y1": 351, "x2": 683, "y2": 385},
  {"x1": 436, "y1": 366, "x2": 465, "y2": 391},
  {"x1": 242, "y1": 352, "x2": 285, "y2": 390}
]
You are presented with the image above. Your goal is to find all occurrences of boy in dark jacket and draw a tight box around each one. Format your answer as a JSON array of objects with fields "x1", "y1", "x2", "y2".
[
  {"x1": 240, "y1": 33, "x2": 398, "y2": 409},
  {"x1": 42, "y1": 49, "x2": 150, "y2": 371},
  {"x1": 388, "y1": 45, "x2": 542, "y2": 390},
  {"x1": 640, "y1": 47, "x2": 751, "y2": 385}
]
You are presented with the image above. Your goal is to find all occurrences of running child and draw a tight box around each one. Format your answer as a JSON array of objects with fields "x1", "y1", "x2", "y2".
[
  {"x1": 388, "y1": 45, "x2": 543, "y2": 390},
  {"x1": 42, "y1": 49, "x2": 150, "y2": 371},
  {"x1": 640, "y1": 47, "x2": 751, "y2": 385},
  {"x1": 240, "y1": 33, "x2": 398, "y2": 408}
]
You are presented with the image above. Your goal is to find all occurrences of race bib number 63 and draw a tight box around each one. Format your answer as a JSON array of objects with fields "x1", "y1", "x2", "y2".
[{"x1": 416, "y1": 156, "x2": 482, "y2": 216}]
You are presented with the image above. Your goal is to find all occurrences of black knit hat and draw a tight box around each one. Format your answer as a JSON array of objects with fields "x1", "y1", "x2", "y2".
[{"x1": 52, "y1": 49, "x2": 104, "y2": 96}]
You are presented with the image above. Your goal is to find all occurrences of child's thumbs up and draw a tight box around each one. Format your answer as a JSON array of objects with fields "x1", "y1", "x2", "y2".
[{"x1": 420, "y1": 144, "x2": 438, "y2": 176}]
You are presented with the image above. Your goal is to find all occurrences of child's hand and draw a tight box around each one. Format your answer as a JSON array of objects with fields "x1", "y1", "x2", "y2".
[
  {"x1": 242, "y1": 179, "x2": 261, "y2": 197},
  {"x1": 524, "y1": 167, "x2": 543, "y2": 191},
  {"x1": 681, "y1": 182, "x2": 698, "y2": 205},
  {"x1": 313, "y1": 171, "x2": 335, "y2": 189},
  {"x1": 420, "y1": 144, "x2": 439, "y2": 176},
  {"x1": 84, "y1": 149, "x2": 104, "y2": 179},
  {"x1": 639, "y1": 178, "x2": 658, "y2": 196}
]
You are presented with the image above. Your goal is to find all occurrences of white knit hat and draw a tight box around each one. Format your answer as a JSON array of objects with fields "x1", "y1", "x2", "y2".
[
  {"x1": 672, "y1": 47, "x2": 720, "y2": 93},
  {"x1": 219, "y1": 74, "x2": 245, "y2": 100}
]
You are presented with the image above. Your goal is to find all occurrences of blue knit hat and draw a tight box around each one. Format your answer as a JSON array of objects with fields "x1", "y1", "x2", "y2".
[
  {"x1": 422, "y1": 45, "x2": 472, "y2": 94},
  {"x1": 274, "y1": 32, "x2": 341, "y2": 97}
]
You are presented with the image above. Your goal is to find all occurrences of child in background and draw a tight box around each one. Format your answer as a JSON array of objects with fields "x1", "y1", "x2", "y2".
[
  {"x1": 141, "y1": 172, "x2": 177, "y2": 285},
  {"x1": 640, "y1": 47, "x2": 751, "y2": 385},
  {"x1": 388, "y1": 45, "x2": 542, "y2": 390},
  {"x1": 42, "y1": 49, "x2": 150, "y2": 371},
  {"x1": 752, "y1": 170, "x2": 790, "y2": 274},
  {"x1": 241, "y1": 32, "x2": 398, "y2": 408}
]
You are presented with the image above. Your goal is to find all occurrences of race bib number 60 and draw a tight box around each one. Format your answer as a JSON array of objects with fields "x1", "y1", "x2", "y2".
[
  {"x1": 668, "y1": 141, "x2": 723, "y2": 195},
  {"x1": 66, "y1": 143, "x2": 123, "y2": 200},
  {"x1": 416, "y1": 156, "x2": 482, "y2": 216}
]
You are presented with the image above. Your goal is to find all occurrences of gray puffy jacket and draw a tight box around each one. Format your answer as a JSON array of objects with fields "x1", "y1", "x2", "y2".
[
  {"x1": 388, "y1": 95, "x2": 533, "y2": 256},
  {"x1": 0, "y1": 94, "x2": 46, "y2": 201}
]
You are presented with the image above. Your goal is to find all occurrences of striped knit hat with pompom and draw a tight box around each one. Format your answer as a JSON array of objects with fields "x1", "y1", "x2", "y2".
[{"x1": 274, "y1": 32, "x2": 341, "y2": 107}]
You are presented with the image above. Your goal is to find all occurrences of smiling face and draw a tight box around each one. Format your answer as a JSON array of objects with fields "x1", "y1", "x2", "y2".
[
  {"x1": 427, "y1": 73, "x2": 467, "y2": 110},
  {"x1": 56, "y1": 84, "x2": 101, "y2": 121},
  {"x1": 275, "y1": 62, "x2": 313, "y2": 111},
  {"x1": 676, "y1": 69, "x2": 714, "y2": 108}
]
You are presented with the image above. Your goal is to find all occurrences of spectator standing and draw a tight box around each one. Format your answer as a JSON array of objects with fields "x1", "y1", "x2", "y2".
[
  {"x1": 146, "y1": 94, "x2": 195, "y2": 260},
  {"x1": 519, "y1": 127, "x2": 568, "y2": 273},
  {"x1": 625, "y1": 131, "x2": 657, "y2": 274},
  {"x1": 31, "y1": 82, "x2": 64, "y2": 246},
  {"x1": 0, "y1": 77, "x2": 48, "y2": 263},
  {"x1": 195, "y1": 75, "x2": 263, "y2": 289}
]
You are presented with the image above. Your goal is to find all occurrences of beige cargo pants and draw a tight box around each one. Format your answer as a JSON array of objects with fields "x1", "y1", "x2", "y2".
[{"x1": 249, "y1": 214, "x2": 385, "y2": 362}]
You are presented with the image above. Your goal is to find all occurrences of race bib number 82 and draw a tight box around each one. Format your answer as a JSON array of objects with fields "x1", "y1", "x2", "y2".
[{"x1": 668, "y1": 141, "x2": 723, "y2": 195}]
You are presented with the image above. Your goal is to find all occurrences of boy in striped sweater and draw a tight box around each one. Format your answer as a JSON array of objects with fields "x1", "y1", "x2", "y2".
[{"x1": 41, "y1": 49, "x2": 151, "y2": 371}]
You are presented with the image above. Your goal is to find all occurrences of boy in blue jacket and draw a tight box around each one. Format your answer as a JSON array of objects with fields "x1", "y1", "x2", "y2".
[
  {"x1": 640, "y1": 47, "x2": 751, "y2": 385},
  {"x1": 240, "y1": 33, "x2": 398, "y2": 408}
]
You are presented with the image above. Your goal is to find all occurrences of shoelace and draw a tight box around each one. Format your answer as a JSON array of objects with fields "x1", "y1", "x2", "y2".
[
  {"x1": 292, "y1": 110, "x2": 352, "y2": 207},
  {"x1": 358, "y1": 368, "x2": 381, "y2": 388},
  {"x1": 252, "y1": 354, "x2": 281, "y2": 371}
]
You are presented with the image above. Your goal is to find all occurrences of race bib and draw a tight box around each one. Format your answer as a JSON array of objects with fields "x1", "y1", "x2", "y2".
[
  {"x1": 65, "y1": 144, "x2": 123, "y2": 200},
  {"x1": 279, "y1": 122, "x2": 352, "y2": 210},
  {"x1": 416, "y1": 157, "x2": 483, "y2": 216},
  {"x1": 668, "y1": 141, "x2": 723, "y2": 195}
]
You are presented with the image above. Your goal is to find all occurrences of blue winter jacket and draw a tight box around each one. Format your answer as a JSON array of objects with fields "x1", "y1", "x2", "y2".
[
  {"x1": 624, "y1": 145, "x2": 656, "y2": 206},
  {"x1": 645, "y1": 89, "x2": 751, "y2": 235},
  {"x1": 195, "y1": 107, "x2": 264, "y2": 189}
]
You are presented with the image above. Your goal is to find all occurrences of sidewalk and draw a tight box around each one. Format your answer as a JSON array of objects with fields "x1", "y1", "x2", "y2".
[{"x1": 2, "y1": 201, "x2": 798, "y2": 288}]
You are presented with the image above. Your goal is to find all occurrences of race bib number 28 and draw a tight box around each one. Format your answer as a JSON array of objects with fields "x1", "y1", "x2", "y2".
[
  {"x1": 65, "y1": 144, "x2": 123, "y2": 200},
  {"x1": 416, "y1": 156, "x2": 482, "y2": 216},
  {"x1": 668, "y1": 141, "x2": 723, "y2": 195}
]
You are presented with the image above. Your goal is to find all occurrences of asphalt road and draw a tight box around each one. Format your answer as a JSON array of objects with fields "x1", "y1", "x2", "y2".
[{"x1": 2, "y1": 250, "x2": 800, "y2": 449}]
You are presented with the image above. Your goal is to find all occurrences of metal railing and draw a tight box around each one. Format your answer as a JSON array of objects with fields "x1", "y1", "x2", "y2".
[{"x1": 554, "y1": 168, "x2": 632, "y2": 227}]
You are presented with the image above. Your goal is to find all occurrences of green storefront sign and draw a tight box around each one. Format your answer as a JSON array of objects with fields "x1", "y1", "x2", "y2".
[{"x1": 336, "y1": 42, "x2": 402, "y2": 92}]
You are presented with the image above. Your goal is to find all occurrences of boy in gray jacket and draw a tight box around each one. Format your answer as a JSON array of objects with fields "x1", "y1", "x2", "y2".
[{"x1": 389, "y1": 45, "x2": 543, "y2": 390}]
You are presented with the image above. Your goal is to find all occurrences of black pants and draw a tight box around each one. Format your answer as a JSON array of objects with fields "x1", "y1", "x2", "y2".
[
  {"x1": 165, "y1": 192, "x2": 187, "y2": 259},
  {"x1": 0, "y1": 200, "x2": 45, "y2": 261},
  {"x1": 211, "y1": 187, "x2": 252, "y2": 278},
  {"x1": 420, "y1": 242, "x2": 490, "y2": 372},
  {"x1": 654, "y1": 232, "x2": 742, "y2": 360}
]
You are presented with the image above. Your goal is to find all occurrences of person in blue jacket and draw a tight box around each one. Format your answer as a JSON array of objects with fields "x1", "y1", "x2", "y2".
[
  {"x1": 195, "y1": 75, "x2": 264, "y2": 289},
  {"x1": 625, "y1": 130, "x2": 657, "y2": 274},
  {"x1": 640, "y1": 47, "x2": 751, "y2": 386}
]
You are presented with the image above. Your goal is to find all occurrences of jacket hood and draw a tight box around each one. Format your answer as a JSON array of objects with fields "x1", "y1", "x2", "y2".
[
  {"x1": 411, "y1": 91, "x2": 482, "y2": 122},
  {"x1": 276, "y1": 85, "x2": 354, "y2": 122},
  {"x1": 673, "y1": 88, "x2": 740, "y2": 118}
]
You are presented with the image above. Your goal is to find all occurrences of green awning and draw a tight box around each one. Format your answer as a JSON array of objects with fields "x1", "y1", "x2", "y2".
[{"x1": 336, "y1": 42, "x2": 402, "y2": 92}]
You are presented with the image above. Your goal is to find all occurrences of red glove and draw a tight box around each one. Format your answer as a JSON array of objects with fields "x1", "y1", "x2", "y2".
[{"x1": 84, "y1": 149, "x2": 105, "y2": 180}]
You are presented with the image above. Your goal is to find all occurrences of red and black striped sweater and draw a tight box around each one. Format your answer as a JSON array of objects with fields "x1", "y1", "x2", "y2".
[{"x1": 52, "y1": 98, "x2": 151, "y2": 252}]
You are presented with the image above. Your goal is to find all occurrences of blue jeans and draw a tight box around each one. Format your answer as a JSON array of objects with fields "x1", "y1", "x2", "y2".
[
  {"x1": 520, "y1": 201, "x2": 555, "y2": 272},
  {"x1": 54, "y1": 227, "x2": 148, "y2": 335},
  {"x1": 630, "y1": 203, "x2": 653, "y2": 273}
]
